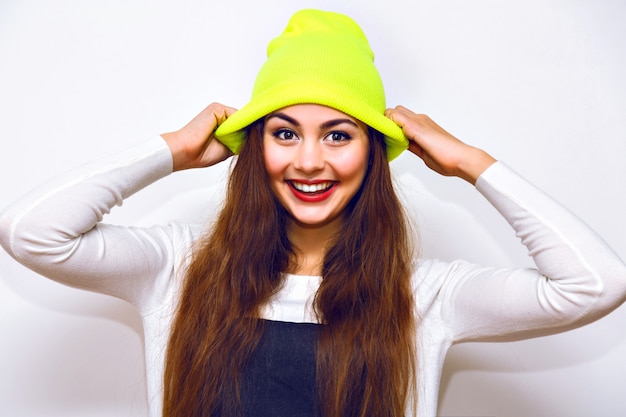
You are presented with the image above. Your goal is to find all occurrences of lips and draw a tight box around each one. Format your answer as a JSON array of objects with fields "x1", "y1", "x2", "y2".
[{"x1": 287, "y1": 180, "x2": 337, "y2": 202}]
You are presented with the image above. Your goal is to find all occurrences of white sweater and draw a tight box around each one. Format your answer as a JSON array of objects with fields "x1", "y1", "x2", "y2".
[{"x1": 1, "y1": 136, "x2": 625, "y2": 417}]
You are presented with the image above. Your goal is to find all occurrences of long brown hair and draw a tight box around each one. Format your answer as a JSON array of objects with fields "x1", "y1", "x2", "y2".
[{"x1": 163, "y1": 121, "x2": 417, "y2": 417}]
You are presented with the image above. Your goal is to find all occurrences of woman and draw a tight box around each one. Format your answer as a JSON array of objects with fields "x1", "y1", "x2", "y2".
[{"x1": 1, "y1": 9, "x2": 625, "y2": 417}]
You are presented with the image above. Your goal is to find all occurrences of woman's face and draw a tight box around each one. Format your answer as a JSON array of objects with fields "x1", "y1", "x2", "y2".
[{"x1": 263, "y1": 104, "x2": 370, "y2": 229}]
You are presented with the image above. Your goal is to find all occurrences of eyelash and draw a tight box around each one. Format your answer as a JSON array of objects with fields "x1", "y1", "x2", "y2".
[
  {"x1": 326, "y1": 131, "x2": 352, "y2": 142},
  {"x1": 273, "y1": 129, "x2": 297, "y2": 141},
  {"x1": 271, "y1": 129, "x2": 352, "y2": 142}
]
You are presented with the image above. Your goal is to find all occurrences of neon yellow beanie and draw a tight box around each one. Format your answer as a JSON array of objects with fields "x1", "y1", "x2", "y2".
[{"x1": 214, "y1": 9, "x2": 408, "y2": 161}]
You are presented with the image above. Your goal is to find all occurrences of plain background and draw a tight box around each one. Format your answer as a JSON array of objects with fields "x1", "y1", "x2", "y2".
[{"x1": 1, "y1": 1, "x2": 625, "y2": 416}]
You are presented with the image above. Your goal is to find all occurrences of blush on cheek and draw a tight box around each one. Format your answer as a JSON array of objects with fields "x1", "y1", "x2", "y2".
[
  {"x1": 263, "y1": 141, "x2": 295, "y2": 184},
  {"x1": 334, "y1": 151, "x2": 368, "y2": 178},
  {"x1": 263, "y1": 152, "x2": 283, "y2": 177}
]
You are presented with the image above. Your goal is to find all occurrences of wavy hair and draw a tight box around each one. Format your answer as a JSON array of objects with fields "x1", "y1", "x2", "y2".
[{"x1": 163, "y1": 120, "x2": 417, "y2": 417}]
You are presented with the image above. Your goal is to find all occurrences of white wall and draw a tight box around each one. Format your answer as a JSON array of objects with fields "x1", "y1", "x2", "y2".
[{"x1": 1, "y1": 1, "x2": 625, "y2": 416}]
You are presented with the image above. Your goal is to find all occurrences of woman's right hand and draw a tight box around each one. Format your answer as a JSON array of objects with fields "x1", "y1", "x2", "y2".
[{"x1": 161, "y1": 102, "x2": 237, "y2": 171}]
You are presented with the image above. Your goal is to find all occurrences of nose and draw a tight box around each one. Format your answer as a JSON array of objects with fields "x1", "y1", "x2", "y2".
[{"x1": 293, "y1": 138, "x2": 325, "y2": 174}]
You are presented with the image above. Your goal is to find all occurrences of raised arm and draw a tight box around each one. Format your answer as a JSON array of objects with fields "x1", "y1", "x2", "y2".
[
  {"x1": 387, "y1": 105, "x2": 626, "y2": 341},
  {"x1": 0, "y1": 103, "x2": 235, "y2": 312}
]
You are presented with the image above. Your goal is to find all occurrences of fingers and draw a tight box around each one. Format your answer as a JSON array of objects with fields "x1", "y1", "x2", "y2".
[
  {"x1": 385, "y1": 105, "x2": 496, "y2": 183},
  {"x1": 162, "y1": 102, "x2": 238, "y2": 171},
  {"x1": 407, "y1": 140, "x2": 424, "y2": 159},
  {"x1": 385, "y1": 106, "x2": 444, "y2": 159},
  {"x1": 207, "y1": 102, "x2": 238, "y2": 127},
  {"x1": 386, "y1": 106, "x2": 452, "y2": 140},
  {"x1": 187, "y1": 102, "x2": 237, "y2": 137},
  {"x1": 384, "y1": 105, "x2": 412, "y2": 129}
]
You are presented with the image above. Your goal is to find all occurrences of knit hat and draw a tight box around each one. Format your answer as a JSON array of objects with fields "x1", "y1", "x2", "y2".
[{"x1": 214, "y1": 9, "x2": 408, "y2": 161}]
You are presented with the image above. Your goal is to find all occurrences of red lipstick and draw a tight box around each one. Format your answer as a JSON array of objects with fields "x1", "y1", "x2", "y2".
[{"x1": 287, "y1": 180, "x2": 337, "y2": 202}]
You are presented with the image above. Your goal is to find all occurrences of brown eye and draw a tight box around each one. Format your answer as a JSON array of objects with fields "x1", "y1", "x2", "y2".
[
  {"x1": 273, "y1": 129, "x2": 297, "y2": 141},
  {"x1": 325, "y1": 131, "x2": 351, "y2": 142}
]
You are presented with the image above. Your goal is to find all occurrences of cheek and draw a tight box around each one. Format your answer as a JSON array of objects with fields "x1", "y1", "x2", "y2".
[
  {"x1": 334, "y1": 147, "x2": 369, "y2": 182},
  {"x1": 263, "y1": 142, "x2": 288, "y2": 179}
]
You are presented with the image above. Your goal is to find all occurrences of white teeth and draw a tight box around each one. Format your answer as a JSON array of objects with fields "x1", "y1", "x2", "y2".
[{"x1": 292, "y1": 182, "x2": 332, "y2": 193}]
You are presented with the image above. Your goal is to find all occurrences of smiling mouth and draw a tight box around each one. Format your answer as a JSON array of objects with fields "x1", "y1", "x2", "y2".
[
  {"x1": 287, "y1": 181, "x2": 337, "y2": 202},
  {"x1": 288, "y1": 181, "x2": 335, "y2": 194}
]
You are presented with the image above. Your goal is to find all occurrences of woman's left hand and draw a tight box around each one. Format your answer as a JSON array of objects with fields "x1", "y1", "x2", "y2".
[{"x1": 386, "y1": 105, "x2": 496, "y2": 184}]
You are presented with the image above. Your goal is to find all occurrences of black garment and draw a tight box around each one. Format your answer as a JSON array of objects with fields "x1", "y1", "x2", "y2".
[{"x1": 240, "y1": 320, "x2": 320, "y2": 417}]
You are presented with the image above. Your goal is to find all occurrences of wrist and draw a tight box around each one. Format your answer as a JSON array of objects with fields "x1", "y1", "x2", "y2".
[
  {"x1": 458, "y1": 148, "x2": 497, "y2": 185},
  {"x1": 161, "y1": 131, "x2": 189, "y2": 172}
]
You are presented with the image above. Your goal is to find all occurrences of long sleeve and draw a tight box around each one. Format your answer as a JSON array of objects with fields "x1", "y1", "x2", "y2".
[
  {"x1": 0, "y1": 136, "x2": 199, "y2": 313},
  {"x1": 417, "y1": 162, "x2": 626, "y2": 343}
]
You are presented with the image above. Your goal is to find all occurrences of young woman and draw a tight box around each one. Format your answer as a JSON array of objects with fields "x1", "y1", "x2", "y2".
[{"x1": 1, "y1": 9, "x2": 625, "y2": 417}]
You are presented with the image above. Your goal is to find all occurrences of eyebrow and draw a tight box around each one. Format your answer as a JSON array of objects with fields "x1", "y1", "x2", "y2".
[{"x1": 266, "y1": 112, "x2": 360, "y2": 130}]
